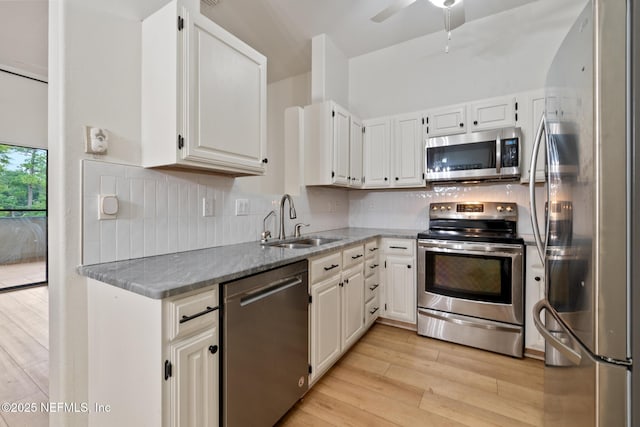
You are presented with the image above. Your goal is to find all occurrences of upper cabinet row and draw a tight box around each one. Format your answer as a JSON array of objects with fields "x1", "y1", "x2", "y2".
[
  {"x1": 303, "y1": 93, "x2": 546, "y2": 189},
  {"x1": 141, "y1": 0, "x2": 267, "y2": 176}
]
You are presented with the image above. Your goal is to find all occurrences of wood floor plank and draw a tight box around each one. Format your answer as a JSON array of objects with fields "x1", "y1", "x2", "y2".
[
  {"x1": 313, "y1": 375, "x2": 468, "y2": 427},
  {"x1": 328, "y1": 362, "x2": 424, "y2": 408},
  {"x1": 337, "y1": 348, "x2": 391, "y2": 376},
  {"x1": 385, "y1": 365, "x2": 543, "y2": 427},
  {"x1": 0, "y1": 390, "x2": 49, "y2": 427},
  {"x1": 23, "y1": 360, "x2": 48, "y2": 397},
  {"x1": 359, "y1": 331, "x2": 440, "y2": 361},
  {"x1": 496, "y1": 379, "x2": 544, "y2": 409},
  {"x1": 0, "y1": 320, "x2": 47, "y2": 368},
  {"x1": 353, "y1": 341, "x2": 498, "y2": 393},
  {"x1": 0, "y1": 413, "x2": 8, "y2": 427},
  {"x1": 0, "y1": 346, "x2": 42, "y2": 403}
]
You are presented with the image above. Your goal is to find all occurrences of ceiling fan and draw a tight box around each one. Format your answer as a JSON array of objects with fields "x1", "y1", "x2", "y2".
[{"x1": 371, "y1": 0, "x2": 465, "y2": 32}]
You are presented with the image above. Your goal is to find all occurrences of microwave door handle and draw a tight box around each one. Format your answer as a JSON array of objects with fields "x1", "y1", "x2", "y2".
[
  {"x1": 496, "y1": 135, "x2": 501, "y2": 173},
  {"x1": 533, "y1": 300, "x2": 582, "y2": 366},
  {"x1": 529, "y1": 114, "x2": 547, "y2": 262}
]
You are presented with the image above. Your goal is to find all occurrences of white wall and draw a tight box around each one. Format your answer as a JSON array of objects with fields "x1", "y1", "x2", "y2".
[
  {"x1": 349, "y1": 0, "x2": 587, "y2": 118},
  {"x1": 0, "y1": 71, "x2": 47, "y2": 149},
  {"x1": 311, "y1": 34, "x2": 349, "y2": 108}
]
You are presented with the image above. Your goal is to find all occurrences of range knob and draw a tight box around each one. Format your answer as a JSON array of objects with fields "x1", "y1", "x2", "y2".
[
  {"x1": 505, "y1": 206, "x2": 513, "y2": 213},
  {"x1": 440, "y1": 206, "x2": 447, "y2": 211},
  {"x1": 447, "y1": 206, "x2": 452, "y2": 211},
  {"x1": 432, "y1": 206, "x2": 439, "y2": 211},
  {"x1": 496, "y1": 205, "x2": 504, "y2": 212}
]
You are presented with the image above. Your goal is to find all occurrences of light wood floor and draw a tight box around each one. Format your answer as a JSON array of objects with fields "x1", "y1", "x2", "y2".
[
  {"x1": 0, "y1": 286, "x2": 48, "y2": 427},
  {"x1": 278, "y1": 324, "x2": 544, "y2": 427}
]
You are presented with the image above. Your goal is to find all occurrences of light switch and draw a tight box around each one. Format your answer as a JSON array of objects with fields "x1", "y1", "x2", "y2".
[
  {"x1": 99, "y1": 195, "x2": 118, "y2": 220},
  {"x1": 235, "y1": 199, "x2": 250, "y2": 216}
]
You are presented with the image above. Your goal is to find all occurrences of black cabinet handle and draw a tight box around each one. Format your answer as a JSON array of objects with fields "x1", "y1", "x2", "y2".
[
  {"x1": 368, "y1": 247, "x2": 378, "y2": 252},
  {"x1": 395, "y1": 177, "x2": 399, "y2": 181},
  {"x1": 384, "y1": 177, "x2": 388, "y2": 181},
  {"x1": 324, "y1": 264, "x2": 339, "y2": 271},
  {"x1": 339, "y1": 282, "x2": 344, "y2": 287},
  {"x1": 369, "y1": 307, "x2": 379, "y2": 315},
  {"x1": 180, "y1": 306, "x2": 218, "y2": 324},
  {"x1": 348, "y1": 176, "x2": 351, "y2": 180},
  {"x1": 407, "y1": 265, "x2": 412, "y2": 269},
  {"x1": 473, "y1": 120, "x2": 478, "y2": 125},
  {"x1": 369, "y1": 264, "x2": 379, "y2": 269},
  {"x1": 351, "y1": 254, "x2": 363, "y2": 259},
  {"x1": 535, "y1": 276, "x2": 541, "y2": 282},
  {"x1": 209, "y1": 345, "x2": 218, "y2": 355},
  {"x1": 344, "y1": 278, "x2": 349, "y2": 284},
  {"x1": 369, "y1": 284, "x2": 379, "y2": 291},
  {"x1": 389, "y1": 246, "x2": 408, "y2": 250},
  {"x1": 262, "y1": 158, "x2": 268, "y2": 164},
  {"x1": 459, "y1": 123, "x2": 464, "y2": 127}
]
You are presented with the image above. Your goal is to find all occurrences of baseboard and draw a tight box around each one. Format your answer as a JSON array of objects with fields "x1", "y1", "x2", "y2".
[{"x1": 376, "y1": 317, "x2": 417, "y2": 331}]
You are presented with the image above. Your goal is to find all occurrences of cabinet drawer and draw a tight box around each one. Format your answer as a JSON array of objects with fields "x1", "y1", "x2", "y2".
[
  {"x1": 365, "y1": 275, "x2": 380, "y2": 302},
  {"x1": 365, "y1": 258, "x2": 381, "y2": 278},
  {"x1": 342, "y1": 245, "x2": 365, "y2": 270},
  {"x1": 365, "y1": 294, "x2": 381, "y2": 326},
  {"x1": 383, "y1": 239, "x2": 415, "y2": 256},
  {"x1": 310, "y1": 251, "x2": 342, "y2": 283},
  {"x1": 365, "y1": 240, "x2": 379, "y2": 258},
  {"x1": 167, "y1": 287, "x2": 219, "y2": 341}
]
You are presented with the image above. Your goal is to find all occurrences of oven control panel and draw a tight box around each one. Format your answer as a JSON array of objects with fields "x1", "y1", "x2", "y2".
[{"x1": 429, "y1": 202, "x2": 518, "y2": 220}]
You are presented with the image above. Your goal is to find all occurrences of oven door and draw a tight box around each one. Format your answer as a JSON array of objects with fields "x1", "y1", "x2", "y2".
[{"x1": 417, "y1": 239, "x2": 523, "y2": 325}]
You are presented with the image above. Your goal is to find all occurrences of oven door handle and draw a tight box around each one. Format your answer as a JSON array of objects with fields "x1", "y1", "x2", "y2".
[
  {"x1": 420, "y1": 246, "x2": 521, "y2": 259},
  {"x1": 529, "y1": 113, "x2": 547, "y2": 263}
]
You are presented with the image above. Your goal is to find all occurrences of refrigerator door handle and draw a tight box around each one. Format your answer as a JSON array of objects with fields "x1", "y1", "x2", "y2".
[
  {"x1": 533, "y1": 299, "x2": 582, "y2": 366},
  {"x1": 529, "y1": 114, "x2": 547, "y2": 262}
]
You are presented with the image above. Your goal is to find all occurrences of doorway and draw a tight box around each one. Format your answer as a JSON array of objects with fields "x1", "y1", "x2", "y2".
[{"x1": 0, "y1": 143, "x2": 47, "y2": 291}]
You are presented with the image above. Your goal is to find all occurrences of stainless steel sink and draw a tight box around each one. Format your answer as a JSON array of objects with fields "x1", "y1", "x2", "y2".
[{"x1": 263, "y1": 237, "x2": 342, "y2": 249}]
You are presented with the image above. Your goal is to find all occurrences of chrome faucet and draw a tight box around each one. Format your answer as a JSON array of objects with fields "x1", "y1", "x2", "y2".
[
  {"x1": 261, "y1": 210, "x2": 276, "y2": 242},
  {"x1": 278, "y1": 194, "x2": 297, "y2": 240}
]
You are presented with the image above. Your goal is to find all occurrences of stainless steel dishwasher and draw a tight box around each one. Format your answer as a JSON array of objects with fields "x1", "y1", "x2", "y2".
[{"x1": 222, "y1": 260, "x2": 308, "y2": 427}]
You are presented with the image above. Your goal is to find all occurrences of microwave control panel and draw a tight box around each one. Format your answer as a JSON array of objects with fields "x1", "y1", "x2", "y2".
[{"x1": 501, "y1": 138, "x2": 519, "y2": 168}]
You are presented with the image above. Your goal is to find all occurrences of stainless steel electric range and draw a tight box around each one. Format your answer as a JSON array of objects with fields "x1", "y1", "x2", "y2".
[{"x1": 417, "y1": 201, "x2": 525, "y2": 357}]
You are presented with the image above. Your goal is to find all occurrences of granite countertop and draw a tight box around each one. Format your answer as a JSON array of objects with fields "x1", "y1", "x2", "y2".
[{"x1": 77, "y1": 227, "x2": 421, "y2": 299}]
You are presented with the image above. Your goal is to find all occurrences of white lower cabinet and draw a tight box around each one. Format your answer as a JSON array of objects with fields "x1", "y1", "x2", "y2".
[
  {"x1": 171, "y1": 329, "x2": 219, "y2": 427},
  {"x1": 381, "y1": 239, "x2": 417, "y2": 325},
  {"x1": 310, "y1": 241, "x2": 379, "y2": 384},
  {"x1": 525, "y1": 244, "x2": 545, "y2": 354},
  {"x1": 87, "y1": 279, "x2": 219, "y2": 427}
]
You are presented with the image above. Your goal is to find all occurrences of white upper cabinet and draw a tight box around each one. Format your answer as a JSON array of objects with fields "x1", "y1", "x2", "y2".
[
  {"x1": 350, "y1": 116, "x2": 364, "y2": 187},
  {"x1": 469, "y1": 95, "x2": 518, "y2": 132},
  {"x1": 393, "y1": 112, "x2": 425, "y2": 187},
  {"x1": 425, "y1": 104, "x2": 467, "y2": 137},
  {"x1": 142, "y1": 1, "x2": 267, "y2": 176},
  {"x1": 520, "y1": 90, "x2": 547, "y2": 183},
  {"x1": 304, "y1": 101, "x2": 362, "y2": 188},
  {"x1": 362, "y1": 117, "x2": 392, "y2": 188}
]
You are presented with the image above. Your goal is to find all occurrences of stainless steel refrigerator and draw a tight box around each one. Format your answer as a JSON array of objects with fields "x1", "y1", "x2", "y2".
[{"x1": 528, "y1": 0, "x2": 638, "y2": 425}]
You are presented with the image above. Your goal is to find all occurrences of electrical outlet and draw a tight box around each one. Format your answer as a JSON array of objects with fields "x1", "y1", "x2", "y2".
[
  {"x1": 202, "y1": 197, "x2": 215, "y2": 217},
  {"x1": 235, "y1": 199, "x2": 250, "y2": 216}
]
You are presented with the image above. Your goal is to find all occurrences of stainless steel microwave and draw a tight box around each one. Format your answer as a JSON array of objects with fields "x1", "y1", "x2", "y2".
[{"x1": 425, "y1": 127, "x2": 522, "y2": 183}]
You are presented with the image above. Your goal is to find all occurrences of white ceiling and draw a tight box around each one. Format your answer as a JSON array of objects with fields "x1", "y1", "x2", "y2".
[{"x1": 0, "y1": 0, "x2": 537, "y2": 83}]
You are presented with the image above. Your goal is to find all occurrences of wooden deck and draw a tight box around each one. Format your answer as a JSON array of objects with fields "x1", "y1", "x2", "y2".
[{"x1": 0, "y1": 262, "x2": 46, "y2": 290}]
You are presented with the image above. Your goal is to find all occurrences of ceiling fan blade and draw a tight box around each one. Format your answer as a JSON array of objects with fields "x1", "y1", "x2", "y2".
[
  {"x1": 444, "y1": 1, "x2": 465, "y2": 31},
  {"x1": 371, "y1": 0, "x2": 417, "y2": 23}
]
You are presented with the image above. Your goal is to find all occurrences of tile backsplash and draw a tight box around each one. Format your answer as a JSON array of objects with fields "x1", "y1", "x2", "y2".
[
  {"x1": 83, "y1": 160, "x2": 544, "y2": 264},
  {"x1": 82, "y1": 160, "x2": 349, "y2": 264},
  {"x1": 348, "y1": 182, "x2": 546, "y2": 236}
]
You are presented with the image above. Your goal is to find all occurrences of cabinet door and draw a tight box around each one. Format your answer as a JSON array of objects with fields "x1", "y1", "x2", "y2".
[
  {"x1": 341, "y1": 267, "x2": 365, "y2": 350},
  {"x1": 363, "y1": 118, "x2": 391, "y2": 188},
  {"x1": 332, "y1": 104, "x2": 351, "y2": 186},
  {"x1": 171, "y1": 328, "x2": 219, "y2": 427},
  {"x1": 525, "y1": 245, "x2": 545, "y2": 353},
  {"x1": 350, "y1": 116, "x2": 364, "y2": 187},
  {"x1": 469, "y1": 96, "x2": 517, "y2": 132},
  {"x1": 425, "y1": 104, "x2": 467, "y2": 137},
  {"x1": 385, "y1": 255, "x2": 417, "y2": 324},
  {"x1": 520, "y1": 90, "x2": 546, "y2": 183},
  {"x1": 183, "y1": 11, "x2": 267, "y2": 173},
  {"x1": 310, "y1": 275, "x2": 342, "y2": 383},
  {"x1": 393, "y1": 113, "x2": 425, "y2": 187}
]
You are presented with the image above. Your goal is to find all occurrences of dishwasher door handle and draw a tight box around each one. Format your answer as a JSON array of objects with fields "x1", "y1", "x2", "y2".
[{"x1": 239, "y1": 277, "x2": 303, "y2": 307}]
